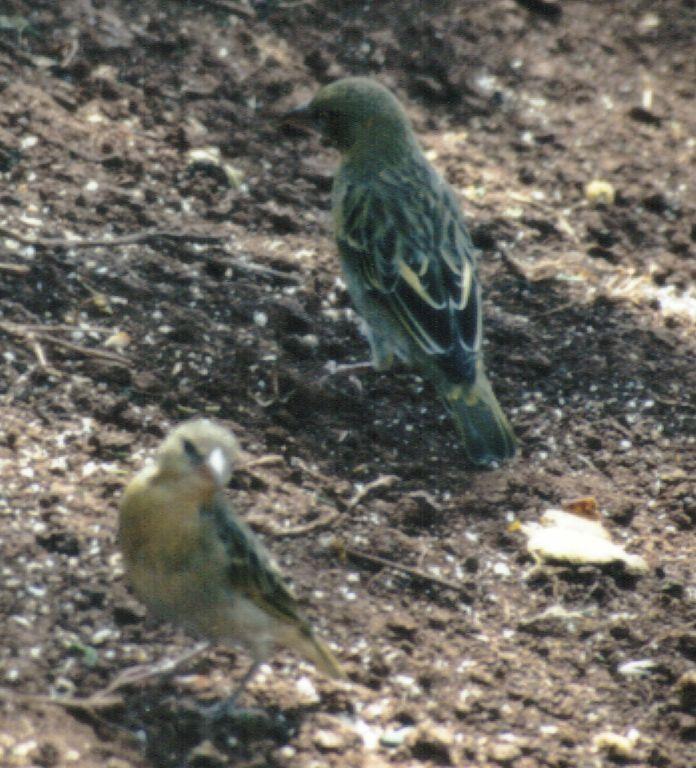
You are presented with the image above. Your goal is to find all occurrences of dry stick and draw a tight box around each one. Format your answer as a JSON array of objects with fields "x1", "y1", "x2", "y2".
[
  {"x1": 198, "y1": 0, "x2": 256, "y2": 18},
  {"x1": 346, "y1": 474, "x2": 400, "y2": 512},
  {"x1": 240, "y1": 454, "x2": 286, "y2": 470},
  {"x1": 341, "y1": 546, "x2": 472, "y2": 596},
  {"x1": 507, "y1": 190, "x2": 580, "y2": 243},
  {"x1": 0, "y1": 38, "x2": 37, "y2": 66},
  {"x1": 0, "y1": 262, "x2": 30, "y2": 275},
  {"x1": 1, "y1": 322, "x2": 113, "y2": 334},
  {"x1": 499, "y1": 250, "x2": 533, "y2": 282},
  {"x1": 96, "y1": 641, "x2": 210, "y2": 695},
  {"x1": 0, "y1": 226, "x2": 302, "y2": 284},
  {"x1": 0, "y1": 226, "x2": 223, "y2": 249},
  {"x1": 0, "y1": 643, "x2": 210, "y2": 713},
  {"x1": 0, "y1": 686, "x2": 123, "y2": 712},
  {"x1": 239, "y1": 454, "x2": 341, "y2": 536},
  {"x1": 249, "y1": 510, "x2": 339, "y2": 538},
  {"x1": 225, "y1": 258, "x2": 302, "y2": 284},
  {"x1": 535, "y1": 300, "x2": 576, "y2": 317},
  {"x1": 0, "y1": 322, "x2": 130, "y2": 368},
  {"x1": 38, "y1": 335, "x2": 131, "y2": 367},
  {"x1": 29, "y1": 338, "x2": 61, "y2": 377}
]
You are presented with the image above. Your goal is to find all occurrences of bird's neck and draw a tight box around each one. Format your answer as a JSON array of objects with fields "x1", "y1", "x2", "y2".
[{"x1": 343, "y1": 122, "x2": 421, "y2": 175}]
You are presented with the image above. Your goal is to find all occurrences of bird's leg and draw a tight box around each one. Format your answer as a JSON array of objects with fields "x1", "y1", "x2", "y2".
[
  {"x1": 198, "y1": 660, "x2": 261, "y2": 720},
  {"x1": 321, "y1": 328, "x2": 394, "y2": 381},
  {"x1": 323, "y1": 359, "x2": 374, "y2": 376},
  {"x1": 366, "y1": 327, "x2": 395, "y2": 372}
]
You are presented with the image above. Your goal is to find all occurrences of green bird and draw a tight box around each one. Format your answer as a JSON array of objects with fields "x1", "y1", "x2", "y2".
[
  {"x1": 289, "y1": 77, "x2": 516, "y2": 466},
  {"x1": 119, "y1": 419, "x2": 344, "y2": 706}
]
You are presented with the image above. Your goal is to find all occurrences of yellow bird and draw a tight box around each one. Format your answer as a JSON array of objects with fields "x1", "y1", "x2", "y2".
[
  {"x1": 288, "y1": 77, "x2": 517, "y2": 466},
  {"x1": 118, "y1": 419, "x2": 344, "y2": 705}
]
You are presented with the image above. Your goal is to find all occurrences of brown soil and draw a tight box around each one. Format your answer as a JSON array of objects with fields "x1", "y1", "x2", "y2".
[{"x1": 1, "y1": 1, "x2": 694, "y2": 766}]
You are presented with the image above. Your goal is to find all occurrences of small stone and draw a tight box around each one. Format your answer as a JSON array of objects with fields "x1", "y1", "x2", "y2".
[
  {"x1": 675, "y1": 669, "x2": 696, "y2": 711},
  {"x1": 187, "y1": 739, "x2": 227, "y2": 767},
  {"x1": 363, "y1": 755, "x2": 393, "y2": 768},
  {"x1": 253, "y1": 311, "x2": 268, "y2": 327},
  {"x1": 493, "y1": 562, "x2": 511, "y2": 577},
  {"x1": 295, "y1": 675, "x2": 320, "y2": 705},
  {"x1": 10, "y1": 740, "x2": 38, "y2": 766},
  {"x1": 379, "y1": 726, "x2": 413, "y2": 748},
  {"x1": 104, "y1": 331, "x2": 131, "y2": 351},
  {"x1": 617, "y1": 659, "x2": 655, "y2": 677},
  {"x1": 276, "y1": 746, "x2": 296, "y2": 760},
  {"x1": 386, "y1": 612, "x2": 419, "y2": 640},
  {"x1": 593, "y1": 730, "x2": 639, "y2": 759},
  {"x1": 585, "y1": 179, "x2": 615, "y2": 206},
  {"x1": 106, "y1": 759, "x2": 133, "y2": 768},
  {"x1": 489, "y1": 741, "x2": 521, "y2": 763},
  {"x1": 314, "y1": 729, "x2": 347, "y2": 752},
  {"x1": 407, "y1": 721, "x2": 454, "y2": 765}
]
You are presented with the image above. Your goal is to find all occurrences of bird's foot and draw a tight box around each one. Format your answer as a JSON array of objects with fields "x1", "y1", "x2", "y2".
[
  {"x1": 198, "y1": 659, "x2": 260, "y2": 721},
  {"x1": 199, "y1": 694, "x2": 289, "y2": 742},
  {"x1": 198, "y1": 695, "x2": 247, "y2": 722},
  {"x1": 324, "y1": 360, "x2": 374, "y2": 376},
  {"x1": 320, "y1": 360, "x2": 374, "y2": 391}
]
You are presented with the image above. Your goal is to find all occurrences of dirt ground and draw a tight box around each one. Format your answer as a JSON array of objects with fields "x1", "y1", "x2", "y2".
[{"x1": 1, "y1": 1, "x2": 695, "y2": 766}]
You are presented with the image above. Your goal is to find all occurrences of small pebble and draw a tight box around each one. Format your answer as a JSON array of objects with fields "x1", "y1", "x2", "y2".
[
  {"x1": 314, "y1": 728, "x2": 346, "y2": 752},
  {"x1": 489, "y1": 741, "x2": 521, "y2": 763}
]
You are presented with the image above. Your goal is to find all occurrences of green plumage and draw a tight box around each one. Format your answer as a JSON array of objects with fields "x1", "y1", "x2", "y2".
[
  {"x1": 303, "y1": 77, "x2": 517, "y2": 466},
  {"x1": 119, "y1": 419, "x2": 344, "y2": 682},
  {"x1": 201, "y1": 494, "x2": 311, "y2": 630}
]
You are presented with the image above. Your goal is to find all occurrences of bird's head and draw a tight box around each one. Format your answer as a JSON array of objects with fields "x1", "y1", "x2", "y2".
[
  {"x1": 156, "y1": 418, "x2": 240, "y2": 490},
  {"x1": 288, "y1": 77, "x2": 416, "y2": 157}
]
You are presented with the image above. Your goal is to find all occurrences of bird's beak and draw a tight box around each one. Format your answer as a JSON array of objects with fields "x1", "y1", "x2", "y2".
[
  {"x1": 205, "y1": 447, "x2": 231, "y2": 487},
  {"x1": 281, "y1": 101, "x2": 316, "y2": 129}
]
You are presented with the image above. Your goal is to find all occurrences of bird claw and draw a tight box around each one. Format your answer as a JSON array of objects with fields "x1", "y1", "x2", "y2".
[{"x1": 320, "y1": 360, "x2": 372, "y2": 391}]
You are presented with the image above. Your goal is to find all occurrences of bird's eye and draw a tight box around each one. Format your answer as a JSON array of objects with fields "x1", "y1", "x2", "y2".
[
  {"x1": 316, "y1": 107, "x2": 334, "y2": 124},
  {"x1": 181, "y1": 438, "x2": 202, "y2": 464}
]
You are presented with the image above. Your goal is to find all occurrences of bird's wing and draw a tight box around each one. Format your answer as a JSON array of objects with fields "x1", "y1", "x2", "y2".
[
  {"x1": 337, "y1": 161, "x2": 482, "y2": 383},
  {"x1": 202, "y1": 495, "x2": 309, "y2": 628}
]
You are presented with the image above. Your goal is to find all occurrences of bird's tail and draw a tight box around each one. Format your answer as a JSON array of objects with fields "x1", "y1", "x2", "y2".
[
  {"x1": 286, "y1": 626, "x2": 345, "y2": 680},
  {"x1": 438, "y1": 369, "x2": 517, "y2": 467}
]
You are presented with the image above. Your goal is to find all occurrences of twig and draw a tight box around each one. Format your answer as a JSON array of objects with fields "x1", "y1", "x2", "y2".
[
  {"x1": 339, "y1": 545, "x2": 472, "y2": 596},
  {"x1": 499, "y1": 249, "x2": 533, "y2": 282},
  {"x1": 240, "y1": 454, "x2": 285, "y2": 470},
  {"x1": 535, "y1": 300, "x2": 576, "y2": 317},
  {"x1": 0, "y1": 262, "x2": 30, "y2": 275},
  {"x1": 652, "y1": 395, "x2": 687, "y2": 408},
  {"x1": 0, "y1": 226, "x2": 302, "y2": 283},
  {"x1": 507, "y1": 190, "x2": 580, "y2": 243},
  {"x1": 0, "y1": 37, "x2": 37, "y2": 66},
  {"x1": 0, "y1": 322, "x2": 113, "y2": 334},
  {"x1": 0, "y1": 686, "x2": 123, "y2": 712},
  {"x1": 97, "y1": 641, "x2": 210, "y2": 696},
  {"x1": 288, "y1": 456, "x2": 335, "y2": 485},
  {"x1": 226, "y1": 257, "x2": 302, "y2": 284},
  {"x1": 198, "y1": 0, "x2": 256, "y2": 18},
  {"x1": 0, "y1": 226, "x2": 224, "y2": 249},
  {"x1": 346, "y1": 474, "x2": 400, "y2": 511},
  {"x1": 30, "y1": 339, "x2": 47, "y2": 367},
  {"x1": 0, "y1": 321, "x2": 130, "y2": 368},
  {"x1": 606, "y1": 416, "x2": 635, "y2": 441},
  {"x1": 0, "y1": 643, "x2": 209, "y2": 714},
  {"x1": 39, "y1": 335, "x2": 131, "y2": 367},
  {"x1": 249, "y1": 510, "x2": 339, "y2": 537}
]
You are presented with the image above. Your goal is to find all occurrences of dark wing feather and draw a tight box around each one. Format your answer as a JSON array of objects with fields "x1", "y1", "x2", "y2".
[
  {"x1": 338, "y1": 158, "x2": 481, "y2": 384},
  {"x1": 202, "y1": 495, "x2": 308, "y2": 627}
]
